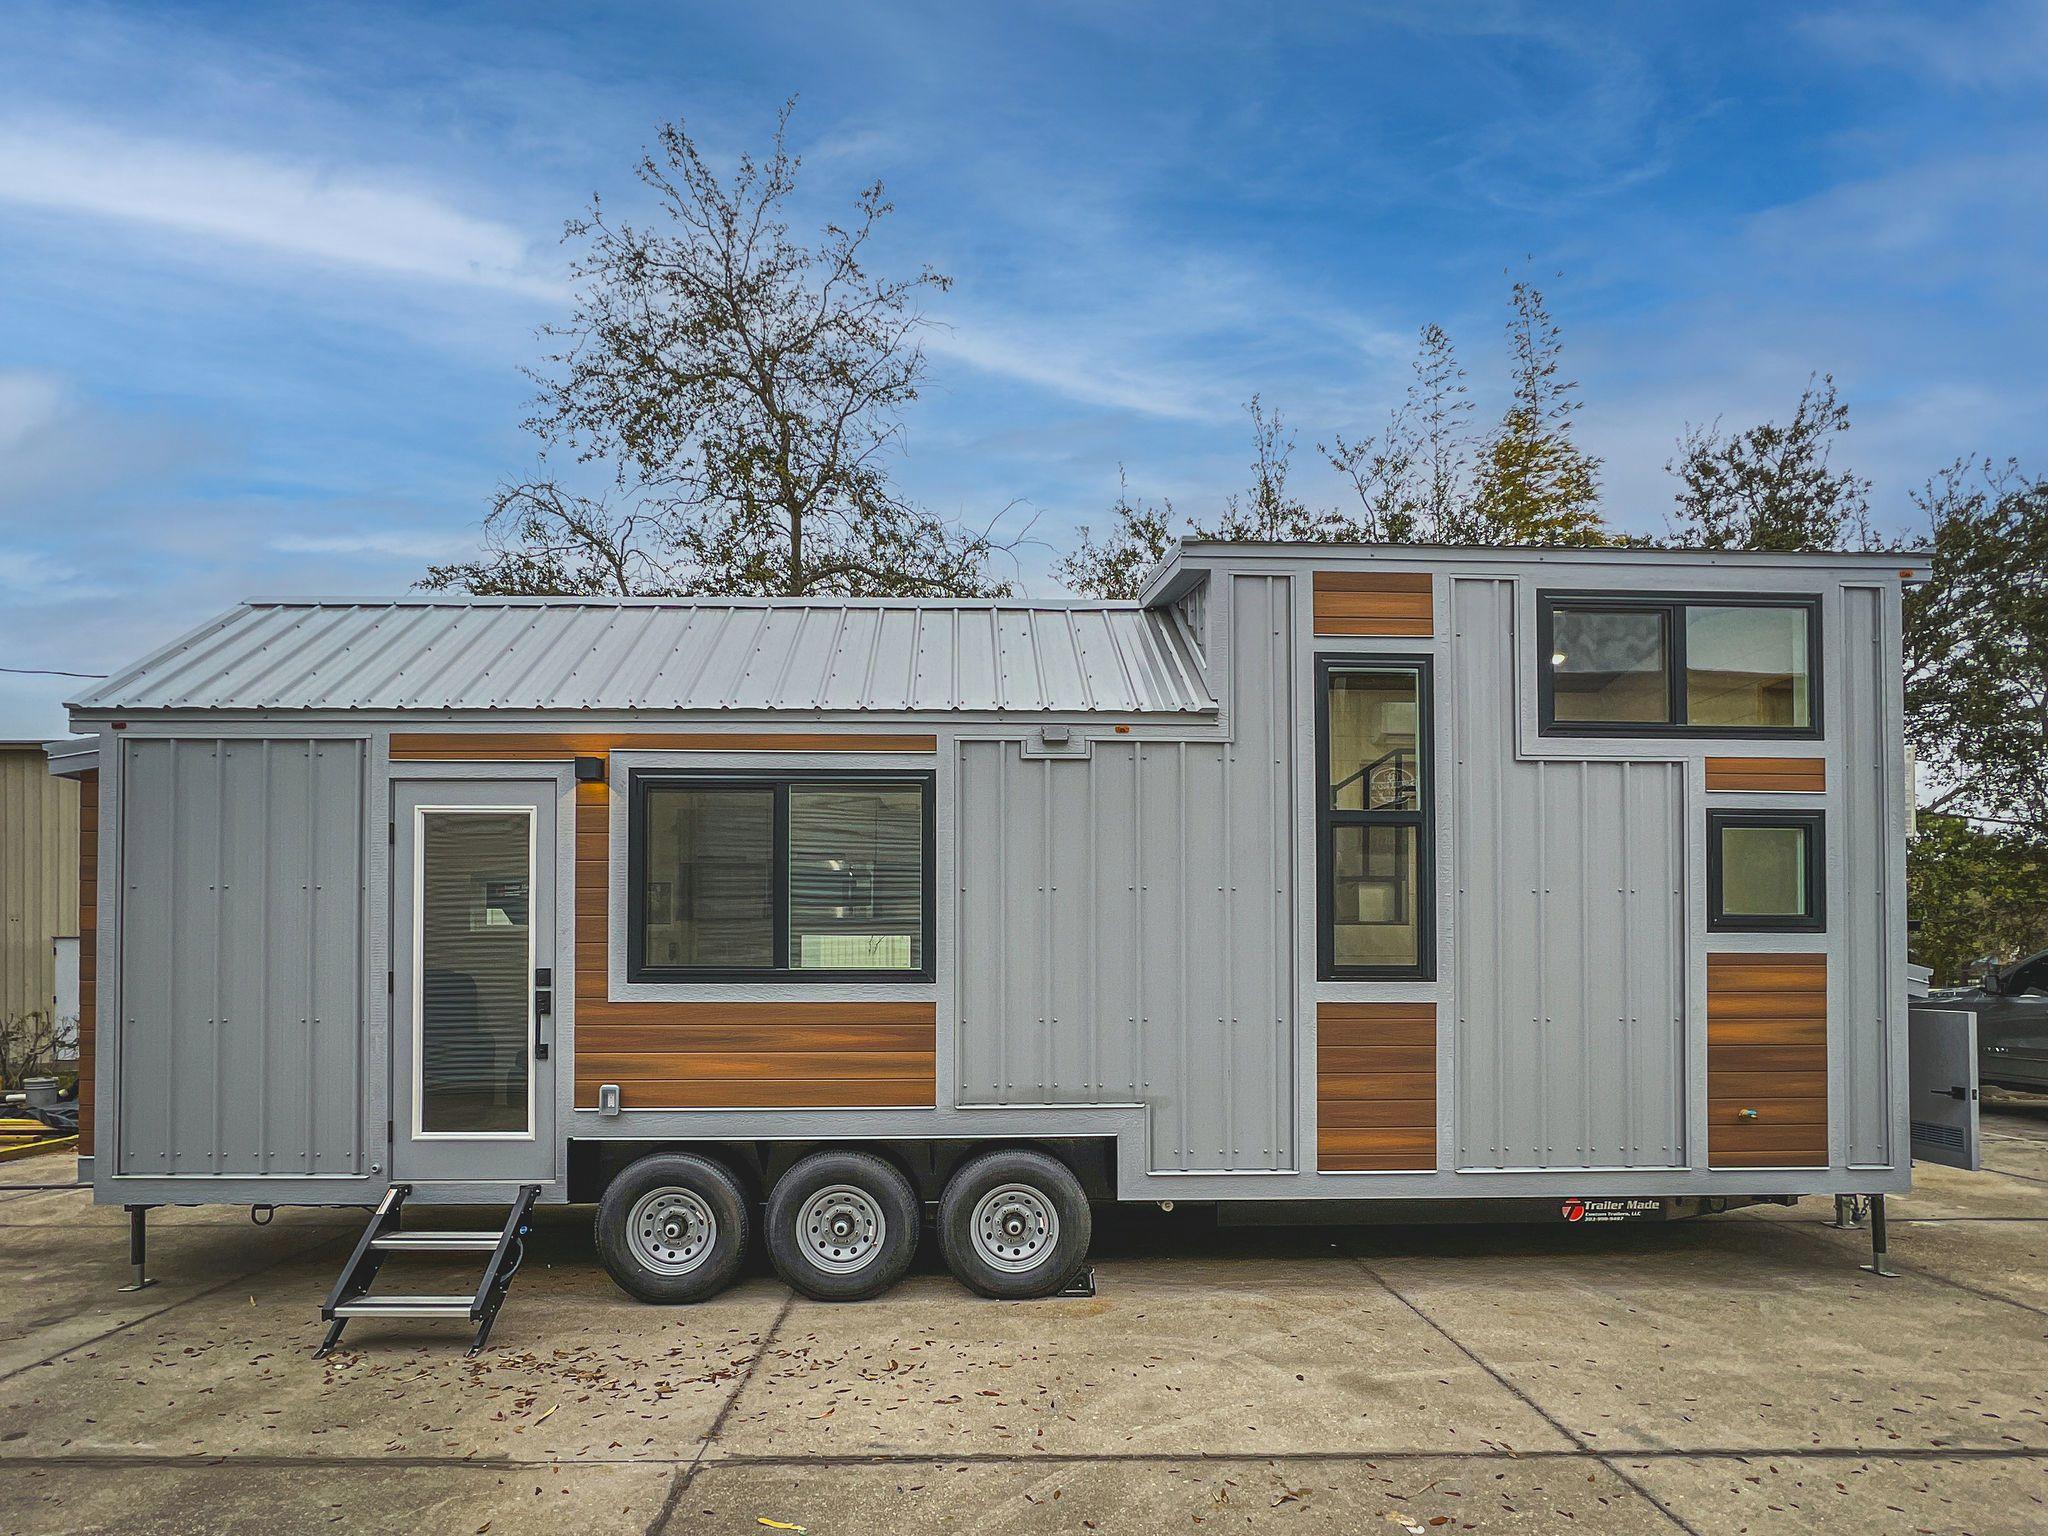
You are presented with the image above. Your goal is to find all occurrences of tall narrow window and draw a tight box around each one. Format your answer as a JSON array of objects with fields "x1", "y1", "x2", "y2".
[
  {"x1": 630, "y1": 772, "x2": 934, "y2": 981},
  {"x1": 1319, "y1": 657, "x2": 1434, "y2": 979}
]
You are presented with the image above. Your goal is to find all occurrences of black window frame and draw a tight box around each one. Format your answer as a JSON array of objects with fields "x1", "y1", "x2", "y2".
[
  {"x1": 1707, "y1": 809, "x2": 1826, "y2": 933},
  {"x1": 1316, "y1": 653, "x2": 1436, "y2": 981},
  {"x1": 1537, "y1": 591, "x2": 1824, "y2": 739},
  {"x1": 627, "y1": 768, "x2": 938, "y2": 983}
]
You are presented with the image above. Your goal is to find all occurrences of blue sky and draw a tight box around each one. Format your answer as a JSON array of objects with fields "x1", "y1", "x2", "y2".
[{"x1": 2, "y1": 1, "x2": 2043, "y2": 737}]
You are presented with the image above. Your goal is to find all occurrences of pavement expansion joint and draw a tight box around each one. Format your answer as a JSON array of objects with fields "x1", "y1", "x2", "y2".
[
  {"x1": 647, "y1": 1290, "x2": 798, "y2": 1536},
  {"x1": 6, "y1": 1446, "x2": 2047, "y2": 1472}
]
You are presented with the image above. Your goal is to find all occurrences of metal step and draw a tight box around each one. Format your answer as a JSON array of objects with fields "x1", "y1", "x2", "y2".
[
  {"x1": 331, "y1": 1295, "x2": 474, "y2": 1318},
  {"x1": 316, "y1": 1183, "x2": 539, "y2": 1358},
  {"x1": 369, "y1": 1231, "x2": 502, "y2": 1253}
]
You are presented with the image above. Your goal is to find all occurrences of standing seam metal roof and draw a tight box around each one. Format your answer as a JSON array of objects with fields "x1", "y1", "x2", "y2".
[{"x1": 72, "y1": 599, "x2": 1218, "y2": 715}]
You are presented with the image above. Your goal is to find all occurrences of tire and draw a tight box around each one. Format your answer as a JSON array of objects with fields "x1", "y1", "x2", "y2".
[
  {"x1": 594, "y1": 1152, "x2": 750, "y2": 1304},
  {"x1": 764, "y1": 1150, "x2": 920, "y2": 1301},
  {"x1": 938, "y1": 1149, "x2": 1092, "y2": 1299}
]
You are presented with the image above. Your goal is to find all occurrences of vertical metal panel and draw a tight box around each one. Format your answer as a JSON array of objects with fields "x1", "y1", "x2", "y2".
[
  {"x1": 1174, "y1": 580, "x2": 1208, "y2": 659},
  {"x1": 1451, "y1": 579, "x2": 1687, "y2": 1169},
  {"x1": 1840, "y1": 586, "x2": 1892, "y2": 1165},
  {"x1": 116, "y1": 738, "x2": 364, "y2": 1176},
  {"x1": 955, "y1": 574, "x2": 1295, "y2": 1171},
  {"x1": 0, "y1": 746, "x2": 80, "y2": 1026}
]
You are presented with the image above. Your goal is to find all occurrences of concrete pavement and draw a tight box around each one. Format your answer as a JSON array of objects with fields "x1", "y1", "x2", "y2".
[{"x1": 1, "y1": 1104, "x2": 2044, "y2": 1534}]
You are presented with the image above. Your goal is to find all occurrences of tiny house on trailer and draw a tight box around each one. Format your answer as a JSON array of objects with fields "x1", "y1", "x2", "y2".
[{"x1": 52, "y1": 543, "x2": 1926, "y2": 1338}]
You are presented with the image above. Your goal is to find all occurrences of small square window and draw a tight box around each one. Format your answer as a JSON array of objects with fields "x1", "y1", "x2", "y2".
[{"x1": 1708, "y1": 811, "x2": 1824, "y2": 932}]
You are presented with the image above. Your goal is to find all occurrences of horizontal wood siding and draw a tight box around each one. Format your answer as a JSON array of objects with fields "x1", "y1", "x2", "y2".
[
  {"x1": 1317, "y1": 1002, "x2": 1436, "y2": 1170},
  {"x1": 1707, "y1": 952, "x2": 1827, "y2": 1168},
  {"x1": 568, "y1": 778, "x2": 936, "y2": 1109},
  {"x1": 393, "y1": 731, "x2": 936, "y2": 761},
  {"x1": 76, "y1": 771, "x2": 96, "y2": 1157},
  {"x1": 1705, "y1": 756, "x2": 1826, "y2": 793},
  {"x1": 1311, "y1": 571, "x2": 1434, "y2": 638}
]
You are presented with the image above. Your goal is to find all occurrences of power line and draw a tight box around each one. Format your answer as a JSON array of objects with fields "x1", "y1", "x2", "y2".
[{"x1": 0, "y1": 666, "x2": 108, "y2": 679}]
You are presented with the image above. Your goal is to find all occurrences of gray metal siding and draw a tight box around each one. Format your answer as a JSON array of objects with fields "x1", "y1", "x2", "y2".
[
  {"x1": 1450, "y1": 578, "x2": 1688, "y2": 1170},
  {"x1": 116, "y1": 738, "x2": 364, "y2": 1176},
  {"x1": 1173, "y1": 580, "x2": 1208, "y2": 660},
  {"x1": 76, "y1": 599, "x2": 1216, "y2": 717},
  {"x1": 956, "y1": 574, "x2": 1295, "y2": 1171},
  {"x1": 1840, "y1": 585, "x2": 1893, "y2": 1165}
]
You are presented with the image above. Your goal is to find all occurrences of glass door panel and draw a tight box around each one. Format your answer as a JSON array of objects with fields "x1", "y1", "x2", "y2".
[{"x1": 418, "y1": 809, "x2": 534, "y2": 1135}]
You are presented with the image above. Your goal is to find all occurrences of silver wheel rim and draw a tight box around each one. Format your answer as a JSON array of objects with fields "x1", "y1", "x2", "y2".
[
  {"x1": 796, "y1": 1183, "x2": 887, "y2": 1274},
  {"x1": 971, "y1": 1183, "x2": 1059, "y2": 1273},
  {"x1": 627, "y1": 1187, "x2": 717, "y2": 1275}
]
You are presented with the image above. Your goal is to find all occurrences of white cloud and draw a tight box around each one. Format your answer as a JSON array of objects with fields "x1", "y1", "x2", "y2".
[
  {"x1": 272, "y1": 530, "x2": 471, "y2": 560},
  {"x1": 1801, "y1": 2, "x2": 2048, "y2": 89},
  {"x1": 922, "y1": 318, "x2": 1237, "y2": 422},
  {"x1": 0, "y1": 370, "x2": 69, "y2": 452},
  {"x1": 0, "y1": 368, "x2": 212, "y2": 522},
  {"x1": 0, "y1": 547, "x2": 82, "y2": 592},
  {"x1": 0, "y1": 118, "x2": 563, "y2": 295},
  {"x1": 1743, "y1": 144, "x2": 2048, "y2": 297}
]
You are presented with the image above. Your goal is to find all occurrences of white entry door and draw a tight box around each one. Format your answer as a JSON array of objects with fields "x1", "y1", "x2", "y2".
[{"x1": 392, "y1": 780, "x2": 558, "y2": 1184}]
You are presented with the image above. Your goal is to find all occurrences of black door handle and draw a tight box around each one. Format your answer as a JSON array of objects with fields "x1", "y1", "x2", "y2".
[{"x1": 534, "y1": 968, "x2": 552, "y2": 1061}]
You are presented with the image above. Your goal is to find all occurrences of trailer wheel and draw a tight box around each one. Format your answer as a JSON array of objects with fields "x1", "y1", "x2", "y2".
[
  {"x1": 938, "y1": 1149, "x2": 1092, "y2": 1299},
  {"x1": 594, "y1": 1152, "x2": 749, "y2": 1304},
  {"x1": 764, "y1": 1150, "x2": 919, "y2": 1301}
]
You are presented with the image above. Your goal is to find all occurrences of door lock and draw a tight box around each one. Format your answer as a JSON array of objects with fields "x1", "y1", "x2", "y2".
[{"x1": 534, "y1": 968, "x2": 552, "y2": 1061}]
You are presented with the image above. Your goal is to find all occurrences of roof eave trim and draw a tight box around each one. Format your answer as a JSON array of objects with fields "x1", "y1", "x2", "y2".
[{"x1": 43, "y1": 737, "x2": 98, "y2": 777}]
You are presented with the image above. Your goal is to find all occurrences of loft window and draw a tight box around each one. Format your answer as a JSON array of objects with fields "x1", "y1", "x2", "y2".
[
  {"x1": 1318, "y1": 656, "x2": 1435, "y2": 980},
  {"x1": 1708, "y1": 810, "x2": 1825, "y2": 932},
  {"x1": 1539, "y1": 593, "x2": 1820, "y2": 736},
  {"x1": 629, "y1": 772, "x2": 934, "y2": 981}
]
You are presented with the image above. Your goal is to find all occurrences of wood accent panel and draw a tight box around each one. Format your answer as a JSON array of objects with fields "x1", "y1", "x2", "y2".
[
  {"x1": 566, "y1": 778, "x2": 936, "y2": 1109},
  {"x1": 1707, "y1": 952, "x2": 1826, "y2": 1168},
  {"x1": 392, "y1": 731, "x2": 936, "y2": 761},
  {"x1": 576, "y1": 1078, "x2": 935, "y2": 1110},
  {"x1": 1705, "y1": 757, "x2": 1826, "y2": 793},
  {"x1": 76, "y1": 770, "x2": 96, "y2": 1157},
  {"x1": 1312, "y1": 571, "x2": 1434, "y2": 638},
  {"x1": 1317, "y1": 1002, "x2": 1436, "y2": 1171}
]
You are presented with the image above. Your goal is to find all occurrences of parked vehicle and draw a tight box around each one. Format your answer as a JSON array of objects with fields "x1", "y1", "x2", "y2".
[
  {"x1": 48, "y1": 543, "x2": 1928, "y2": 1319},
  {"x1": 1933, "y1": 951, "x2": 2048, "y2": 1092}
]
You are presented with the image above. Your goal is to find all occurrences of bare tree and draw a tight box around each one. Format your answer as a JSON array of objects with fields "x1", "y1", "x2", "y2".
[
  {"x1": 1055, "y1": 468, "x2": 1178, "y2": 600},
  {"x1": 1322, "y1": 323, "x2": 1476, "y2": 542},
  {"x1": 1199, "y1": 396, "x2": 1339, "y2": 542},
  {"x1": 1666, "y1": 374, "x2": 1876, "y2": 551},
  {"x1": 0, "y1": 1011, "x2": 57, "y2": 1091},
  {"x1": 427, "y1": 102, "x2": 1013, "y2": 598},
  {"x1": 1469, "y1": 279, "x2": 1608, "y2": 545}
]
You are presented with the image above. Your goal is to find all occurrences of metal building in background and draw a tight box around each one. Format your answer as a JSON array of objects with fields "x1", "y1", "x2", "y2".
[{"x1": 1, "y1": 740, "x2": 80, "y2": 1065}]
